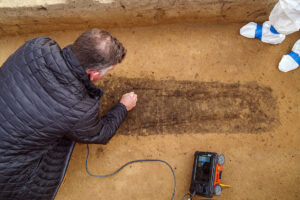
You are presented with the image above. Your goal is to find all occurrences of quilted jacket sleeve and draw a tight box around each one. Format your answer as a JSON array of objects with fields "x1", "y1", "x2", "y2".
[{"x1": 66, "y1": 103, "x2": 128, "y2": 144}]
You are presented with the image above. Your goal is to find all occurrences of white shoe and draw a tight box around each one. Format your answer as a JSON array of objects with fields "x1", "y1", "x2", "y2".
[
  {"x1": 240, "y1": 21, "x2": 286, "y2": 44},
  {"x1": 278, "y1": 39, "x2": 300, "y2": 72}
]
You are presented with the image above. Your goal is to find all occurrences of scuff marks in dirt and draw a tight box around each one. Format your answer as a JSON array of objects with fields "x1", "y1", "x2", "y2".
[{"x1": 96, "y1": 76, "x2": 279, "y2": 135}]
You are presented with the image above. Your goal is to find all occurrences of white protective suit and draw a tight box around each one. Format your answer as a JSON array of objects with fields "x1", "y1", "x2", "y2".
[
  {"x1": 270, "y1": 0, "x2": 300, "y2": 35},
  {"x1": 240, "y1": 0, "x2": 299, "y2": 44},
  {"x1": 240, "y1": 0, "x2": 300, "y2": 72}
]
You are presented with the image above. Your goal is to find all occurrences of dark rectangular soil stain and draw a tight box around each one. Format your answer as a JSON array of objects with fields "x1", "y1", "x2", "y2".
[{"x1": 96, "y1": 76, "x2": 279, "y2": 135}]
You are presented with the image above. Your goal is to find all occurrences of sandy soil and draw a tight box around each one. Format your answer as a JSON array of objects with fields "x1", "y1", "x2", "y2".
[
  {"x1": 0, "y1": 23, "x2": 299, "y2": 200},
  {"x1": 0, "y1": 0, "x2": 277, "y2": 37}
]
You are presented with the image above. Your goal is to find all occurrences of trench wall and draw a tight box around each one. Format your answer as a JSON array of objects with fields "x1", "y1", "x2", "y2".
[{"x1": 0, "y1": 0, "x2": 276, "y2": 37}]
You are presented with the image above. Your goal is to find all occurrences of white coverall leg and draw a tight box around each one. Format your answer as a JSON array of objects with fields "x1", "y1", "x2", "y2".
[{"x1": 240, "y1": 0, "x2": 300, "y2": 72}]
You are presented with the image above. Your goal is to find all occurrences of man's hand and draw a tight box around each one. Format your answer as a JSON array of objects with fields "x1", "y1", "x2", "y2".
[{"x1": 120, "y1": 92, "x2": 137, "y2": 111}]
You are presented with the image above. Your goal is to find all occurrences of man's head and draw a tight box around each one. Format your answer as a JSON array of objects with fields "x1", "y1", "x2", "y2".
[{"x1": 71, "y1": 28, "x2": 126, "y2": 81}]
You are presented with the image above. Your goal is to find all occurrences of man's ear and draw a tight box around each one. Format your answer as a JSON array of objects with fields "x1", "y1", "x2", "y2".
[{"x1": 87, "y1": 70, "x2": 101, "y2": 81}]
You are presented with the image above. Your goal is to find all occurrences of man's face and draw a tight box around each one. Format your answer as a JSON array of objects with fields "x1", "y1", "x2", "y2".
[{"x1": 88, "y1": 65, "x2": 115, "y2": 81}]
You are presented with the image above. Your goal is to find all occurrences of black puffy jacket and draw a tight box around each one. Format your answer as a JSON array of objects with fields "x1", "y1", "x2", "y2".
[{"x1": 0, "y1": 37, "x2": 128, "y2": 200}]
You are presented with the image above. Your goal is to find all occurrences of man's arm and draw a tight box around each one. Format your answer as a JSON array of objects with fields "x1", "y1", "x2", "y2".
[{"x1": 66, "y1": 92, "x2": 137, "y2": 144}]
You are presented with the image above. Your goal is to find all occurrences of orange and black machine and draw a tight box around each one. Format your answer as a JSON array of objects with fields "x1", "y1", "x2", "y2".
[{"x1": 189, "y1": 151, "x2": 225, "y2": 198}]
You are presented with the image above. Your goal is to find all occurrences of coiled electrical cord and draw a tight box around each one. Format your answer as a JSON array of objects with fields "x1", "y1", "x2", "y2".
[
  {"x1": 181, "y1": 191, "x2": 196, "y2": 200},
  {"x1": 86, "y1": 144, "x2": 177, "y2": 200}
]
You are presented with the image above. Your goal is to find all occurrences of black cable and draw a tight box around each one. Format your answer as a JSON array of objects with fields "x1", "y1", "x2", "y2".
[
  {"x1": 182, "y1": 193, "x2": 192, "y2": 200},
  {"x1": 85, "y1": 144, "x2": 177, "y2": 200},
  {"x1": 182, "y1": 191, "x2": 196, "y2": 200}
]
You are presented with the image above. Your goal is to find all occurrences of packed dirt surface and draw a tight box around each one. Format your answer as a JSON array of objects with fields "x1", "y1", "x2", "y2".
[{"x1": 0, "y1": 23, "x2": 299, "y2": 200}]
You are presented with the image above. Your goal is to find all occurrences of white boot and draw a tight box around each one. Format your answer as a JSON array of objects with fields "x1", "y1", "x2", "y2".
[
  {"x1": 240, "y1": 21, "x2": 286, "y2": 44},
  {"x1": 278, "y1": 39, "x2": 300, "y2": 72}
]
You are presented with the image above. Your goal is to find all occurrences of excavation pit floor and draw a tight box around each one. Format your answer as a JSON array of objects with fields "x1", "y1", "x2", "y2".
[{"x1": 0, "y1": 23, "x2": 299, "y2": 200}]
